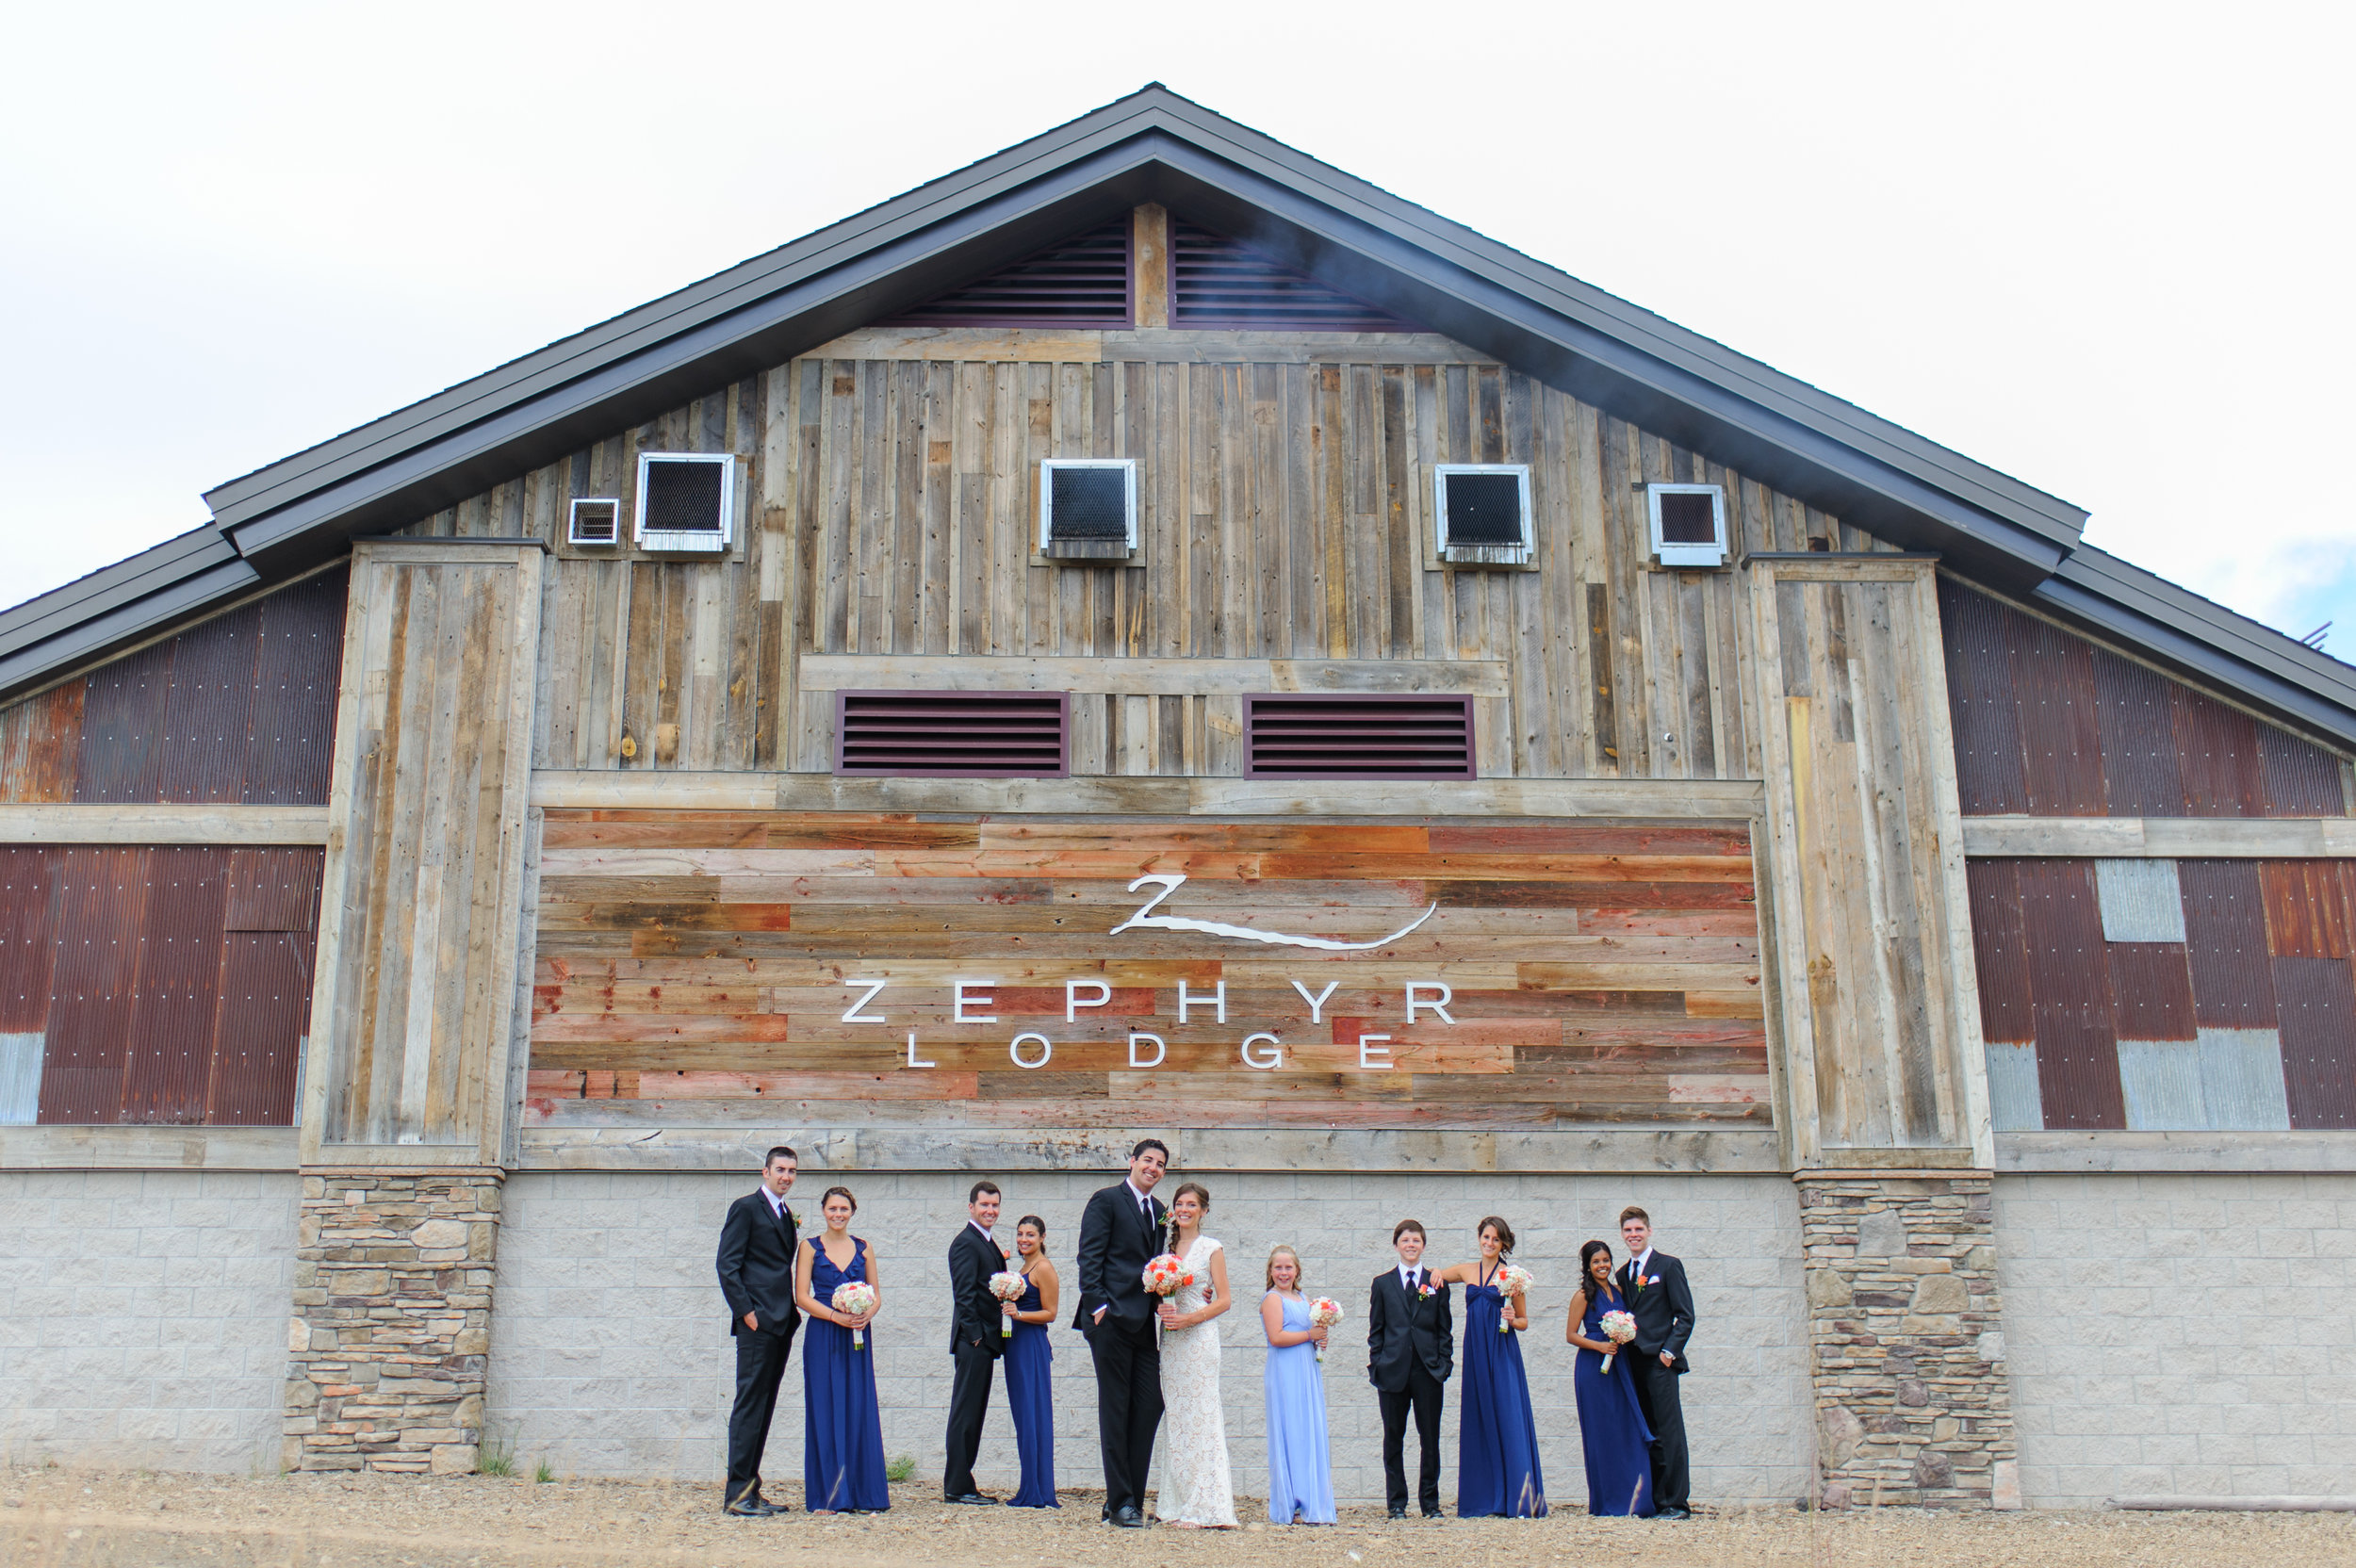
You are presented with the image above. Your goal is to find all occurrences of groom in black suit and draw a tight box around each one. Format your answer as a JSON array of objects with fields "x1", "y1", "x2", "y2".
[
  {"x1": 1367, "y1": 1217, "x2": 1452, "y2": 1519},
  {"x1": 714, "y1": 1146, "x2": 802, "y2": 1516},
  {"x1": 1620, "y1": 1206, "x2": 1697, "y2": 1519},
  {"x1": 942, "y1": 1180, "x2": 1007, "y2": 1505},
  {"x1": 1072, "y1": 1137, "x2": 1170, "y2": 1527}
]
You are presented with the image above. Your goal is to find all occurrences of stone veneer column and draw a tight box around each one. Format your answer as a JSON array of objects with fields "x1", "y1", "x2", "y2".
[
  {"x1": 284, "y1": 1168, "x2": 502, "y2": 1474},
  {"x1": 1797, "y1": 1171, "x2": 2020, "y2": 1510}
]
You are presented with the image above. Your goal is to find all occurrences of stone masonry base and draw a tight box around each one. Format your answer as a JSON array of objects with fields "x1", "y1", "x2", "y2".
[
  {"x1": 283, "y1": 1168, "x2": 501, "y2": 1474},
  {"x1": 1799, "y1": 1170, "x2": 2020, "y2": 1510}
]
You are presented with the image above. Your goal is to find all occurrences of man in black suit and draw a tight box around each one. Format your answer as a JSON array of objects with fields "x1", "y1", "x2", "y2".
[
  {"x1": 1071, "y1": 1137, "x2": 1170, "y2": 1527},
  {"x1": 714, "y1": 1146, "x2": 802, "y2": 1516},
  {"x1": 942, "y1": 1179, "x2": 1007, "y2": 1505},
  {"x1": 1619, "y1": 1205, "x2": 1697, "y2": 1519},
  {"x1": 1367, "y1": 1217, "x2": 1452, "y2": 1519}
]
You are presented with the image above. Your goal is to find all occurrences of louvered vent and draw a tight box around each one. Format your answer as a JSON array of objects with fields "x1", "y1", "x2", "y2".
[
  {"x1": 1244, "y1": 694, "x2": 1476, "y2": 779},
  {"x1": 885, "y1": 220, "x2": 1133, "y2": 328},
  {"x1": 1171, "y1": 220, "x2": 1416, "y2": 331},
  {"x1": 835, "y1": 691, "x2": 1070, "y2": 776},
  {"x1": 567, "y1": 498, "x2": 620, "y2": 547}
]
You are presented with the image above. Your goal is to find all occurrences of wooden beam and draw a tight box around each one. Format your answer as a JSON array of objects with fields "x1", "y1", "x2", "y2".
[
  {"x1": 1997, "y1": 1129, "x2": 2356, "y2": 1174},
  {"x1": 795, "y1": 653, "x2": 1513, "y2": 696},
  {"x1": 0, "y1": 1125, "x2": 300, "y2": 1170},
  {"x1": 1132, "y1": 203, "x2": 1170, "y2": 330},
  {"x1": 1961, "y1": 815, "x2": 2356, "y2": 858},
  {"x1": 0, "y1": 804, "x2": 330, "y2": 844}
]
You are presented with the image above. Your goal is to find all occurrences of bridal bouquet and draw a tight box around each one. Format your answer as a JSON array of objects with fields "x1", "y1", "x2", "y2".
[
  {"x1": 1493, "y1": 1264, "x2": 1536, "y2": 1331},
  {"x1": 1598, "y1": 1308, "x2": 1638, "y2": 1373},
  {"x1": 830, "y1": 1281, "x2": 877, "y2": 1348},
  {"x1": 989, "y1": 1270, "x2": 1027, "y2": 1337},
  {"x1": 1307, "y1": 1297, "x2": 1343, "y2": 1363},
  {"x1": 1142, "y1": 1252, "x2": 1195, "y2": 1298}
]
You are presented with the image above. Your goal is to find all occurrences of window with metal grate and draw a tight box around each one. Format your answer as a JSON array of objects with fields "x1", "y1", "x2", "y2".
[
  {"x1": 834, "y1": 691, "x2": 1071, "y2": 777},
  {"x1": 1039, "y1": 459, "x2": 1137, "y2": 558},
  {"x1": 1170, "y1": 220, "x2": 1416, "y2": 332},
  {"x1": 1647, "y1": 483, "x2": 1727, "y2": 567},
  {"x1": 1432, "y1": 465, "x2": 1532, "y2": 564},
  {"x1": 885, "y1": 220, "x2": 1133, "y2": 328},
  {"x1": 635, "y1": 453, "x2": 734, "y2": 552},
  {"x1": 1243, "y1": 694, "x2": 1476, "y2": 779}
]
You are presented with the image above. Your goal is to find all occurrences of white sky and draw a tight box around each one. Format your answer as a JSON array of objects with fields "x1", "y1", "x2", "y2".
[{"x1": 3, "y1": 1, "x2": 2350, "y2": 657}]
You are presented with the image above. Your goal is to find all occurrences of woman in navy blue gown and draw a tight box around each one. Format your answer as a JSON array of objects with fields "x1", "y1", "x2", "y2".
[
  {"x1": 793, "y1": 1185, "x2": 889, "y2": 1513},
  {"x1": 1001, "y1": 1214, "x2": 1061, "y2": 1508},
  {"x1": 1563, "y1": 1238, "x2": 1654, "y2": 1516},
  {"x1": 1431, "y1": 1217, "x2": 1546, "y2": 1518}
]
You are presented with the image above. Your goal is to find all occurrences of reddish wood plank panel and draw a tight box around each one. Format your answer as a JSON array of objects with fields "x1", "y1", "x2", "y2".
[
  {"x1": 2273, "y1": 956, "x2": 2356, "y2": 1129},
  {"x1": 2015, "y1": 858, "x2": 2123, "y2": 1128},
  {"x1": 2179, "y1": 858, "x2": 2279, "y2": 1029}
]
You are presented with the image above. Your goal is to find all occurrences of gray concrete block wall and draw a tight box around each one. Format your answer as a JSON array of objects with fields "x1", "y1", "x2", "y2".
[
  {"x1": 487, "y1": 1169, "x2": 1810, "y2": 1508},
  {"x1": 0, "y1": 1170, "x2": 298, "y2": 1473},
  {"x1": 1996, "y1": 1172, "x2": 2356, "y2": 1507}
]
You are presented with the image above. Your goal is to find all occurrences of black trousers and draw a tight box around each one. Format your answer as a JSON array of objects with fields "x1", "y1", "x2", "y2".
[
  {"x1": 725, "y1": 1325, "x2": 796, "y2": 1503},
  {"x1": 1379, "y1": 1364, "x2": 1447, "y2": 1513},
  {"x1": 1629, "y1": 1355, "x2": 1691, "y2": 1510},
  {"x1": 942, "y1": 1338, "x2": 996, "y2": 1496},
  {"x1": 1086, "y1": 1316, "x2": 1163, "y2": 1514}
]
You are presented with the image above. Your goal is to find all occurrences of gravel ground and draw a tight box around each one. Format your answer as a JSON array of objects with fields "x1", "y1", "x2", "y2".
[{"x1": 3, "y1": 1467, "x2": 2351, "y2": 1568}]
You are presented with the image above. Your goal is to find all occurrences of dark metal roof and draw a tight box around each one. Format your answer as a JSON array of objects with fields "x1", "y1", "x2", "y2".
[{"x1": 2, "y1": 84, "x2": 2348, "y2": 749}]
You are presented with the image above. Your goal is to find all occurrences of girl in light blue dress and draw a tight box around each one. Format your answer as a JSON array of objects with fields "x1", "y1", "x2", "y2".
[{"x1": 1259, "y1": 1245, "x2": 1336, "y2": 1525}]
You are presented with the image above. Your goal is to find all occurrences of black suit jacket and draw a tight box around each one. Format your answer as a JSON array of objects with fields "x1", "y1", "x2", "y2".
[
  {"x1": 1621, "y1": 1250, "x2": 1695, "y2": 1371},
  {"x1": 1072, "y1": 1181, "x2": 1167, "y2": 1334},
  {"x1": 716, "y1": 1189, "x2": 801, "y2": 1338},
  {"x1": 948, "y1": 1224, "x2": 1008, "y2": 1357},
  {"x1": 1366, "y1": 1267, "x2": 1453, "y2": 1390}
]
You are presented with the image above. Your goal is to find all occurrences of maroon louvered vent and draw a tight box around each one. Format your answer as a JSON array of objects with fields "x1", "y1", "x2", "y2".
[
  {"x1": 1244, "y1": 694, "x2": 1476, "y2": 779},
  {"x1": 1171, "y1": 220, "x2": 1417, "y2": 332},
  {"x1": 884, "y1": 220, "x2": 1133, "y2": 328},
  {"x1": 835, "y1": 691, "x2": 1070, "y2": 777}
]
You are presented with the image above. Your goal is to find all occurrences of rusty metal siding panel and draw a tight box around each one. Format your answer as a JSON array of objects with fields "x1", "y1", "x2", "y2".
[
  {"x1": 0, "y1": 682, "x2": 86, "y2": 802},
  {"x1": 2104, "y1": 942, "x2": 2197, "y2": 1040},
  {"x1": 1965, "y1": 858, "x2": 2035, "y2": 1043},
  {"x1": 2258, "y1": 726, "x2": 2348, "y2": 816},
  {"x1": 71, "y1": 642, "x2": 172, "y2": 803},
  {"x1": 2170, "y1": 685, "x2": 2263, "y2": 817},
  {"x1": 223, "y1": 846, "x2": 324, "y2": 932},
  {"x1": 2010, "y1": 616, "x2": 2106, "y2": 816},
  {"x1": 155, "y1": 604, "x2": 262, "y2": 803},
  {"x1": 2017, "y1": 858, "x2": 2124, "y2": 1128},
  {"x1": 35, "y1": 845, "x2": 149, "y2": 1123},
  {"x1": 2273, "y1": 956, "x2": 2356, "y2": 1128},
  {"x1": 0, "y1": 846, "x2": 57, "y2": 1033},
  {"x1": 243, "y1": 566, "x2": 348, "y2": 806},
  {"x1": 2260, "y1": 860, "x2": 2352, "y2": 960},
  {"x1": 2179, "y1": 858, "x2": 2279, "y2": 1029},
  {"x1": 2090, "y1": 650, "x2": 2186, "y2": 814},
  {"x1": 206, "y1": 931, "x2": 310, "y2": 1125},
  {"x1": 119, "y1": 846, "x2": 229, "y2": 1124},
  {"x1": 1937, "y1": 578, "x2": 2029, "y2": 814}
]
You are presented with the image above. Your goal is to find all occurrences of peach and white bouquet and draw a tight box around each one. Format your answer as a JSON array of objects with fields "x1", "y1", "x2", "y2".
[
  {"x1": 1598, "y1": 1308, "x2": 1638, "y2": 1372},
  {"x1": 1493, "y1": 1264, "x2": 1536, "y2": 1331},
  {"x1": 830, "y1": 1281, "x2": 877, "y2": 1348},
  {"x1": 1142, "y1": 1253, "x2": 1195, "y2": 1298},
  {"x1": 1307, "y1": 1297, "x2": 1343, "y2": 1363},
  {"x1": 989, "y1": 1269, "x2": 1028, "y2": 1336}
]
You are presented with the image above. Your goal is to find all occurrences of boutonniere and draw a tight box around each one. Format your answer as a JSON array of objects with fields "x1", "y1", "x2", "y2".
[{"x1": 1415, "y1": 1281, "x2": 1439, "y2": 1299}]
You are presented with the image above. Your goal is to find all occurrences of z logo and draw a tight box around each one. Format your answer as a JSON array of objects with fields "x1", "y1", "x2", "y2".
[{"x1": 1109, "y1": 873, "x2": 1436, "y2": 953}]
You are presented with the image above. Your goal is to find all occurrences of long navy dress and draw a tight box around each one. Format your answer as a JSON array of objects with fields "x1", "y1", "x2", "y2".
[
  {"x1": 803, "y1": 1237, "x2": 890, "y2": 1511},
  {"x1": 1573, "y1": 1282, "x2": 1655, "y2": 1516},
  {"x1": 1456, "y1": 1263, "x2": 1547, "y2": 1518},
  {"x1": 1003, "y1": 1270, "x2": 1058, "y2": 1508}
]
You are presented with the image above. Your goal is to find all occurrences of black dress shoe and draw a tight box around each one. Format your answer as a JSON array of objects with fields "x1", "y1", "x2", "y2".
[
  {"x1": 1111, "y1": 1505, "x2": 1147, "y2": 1527},
  {"x1": 1388, "y1": 1507, "x2": 1407, "y2": 1520},
  {"x1": 945, "y1": 1492, "x2": 999, "y2": 1506},
  {"x1": 724, "y1": 1495, "x2": 781, "y2": 1517},
  {"x1": 1657, "y1": 1505, "x2": 1692, "y2": 1519},
  {"x1": 1422, "y1": 1508, "x2": 1445, "y2": 1518}
]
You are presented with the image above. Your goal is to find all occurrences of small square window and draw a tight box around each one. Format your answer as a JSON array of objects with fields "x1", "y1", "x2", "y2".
[
  {"x1": 1039, "y1": 460, "x2": 1137, "y2": 559},
  {"x1": 1647, "y1": 484, "x2": 1726, "y2": 567},
  {"x1": 635, "y1": 453, "x2": 735, "y2": 552},
  {"x1": 567, "y1": 498, "x2": 621, "y2": 547},
  {"x1": 1433, "y1": 465, "x2": 1532, "y2": 564}
]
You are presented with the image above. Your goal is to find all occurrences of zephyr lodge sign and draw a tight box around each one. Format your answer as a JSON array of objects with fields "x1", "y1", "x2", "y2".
[{"x1": 528, "y1": 816, "x2": 1770, "y2": 1129}]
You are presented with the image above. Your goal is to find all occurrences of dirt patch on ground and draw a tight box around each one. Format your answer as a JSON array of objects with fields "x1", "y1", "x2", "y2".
[{"x1": 2, "y1": 1466, "x2": 2350, "y2": 1568}]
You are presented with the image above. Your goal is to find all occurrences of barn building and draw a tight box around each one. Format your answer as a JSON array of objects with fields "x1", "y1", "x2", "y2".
[{"x1": 3, "y1": 87, "x2": 2349, "y2": 1510}]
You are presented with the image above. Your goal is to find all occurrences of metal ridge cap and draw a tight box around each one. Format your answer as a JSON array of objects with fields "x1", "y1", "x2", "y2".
[{"x1": 2055, "y1": 546, "x2": 2356, "y2": 694}]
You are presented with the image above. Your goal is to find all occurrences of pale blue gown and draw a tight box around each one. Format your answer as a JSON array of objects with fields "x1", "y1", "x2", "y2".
[{"x1": 1262, "y1": 1291, "x2": 1336, "y2": 1524}]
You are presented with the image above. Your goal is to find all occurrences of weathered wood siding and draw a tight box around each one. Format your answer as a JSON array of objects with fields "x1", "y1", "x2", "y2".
[
  {"x1": 303, "y1": 543, "x2": 541, "y2": 1159},
  {"x1": 522, "y1": 812, "x2": 1767, "y2": 1132},
  {"x1": 400, "y1": 330, "x2": 1880, "y2": 781}
]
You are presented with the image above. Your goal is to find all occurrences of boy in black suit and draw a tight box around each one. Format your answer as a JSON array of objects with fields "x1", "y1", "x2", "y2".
[
  {"x1": 942, "y1": 1179, "x2": 1007, "y2": 1504},
  {"x1": 1367, "y1": 1217, "x2": 1452, "y2": 1519},
  {"x1": 714, "y1": 1146, "x2": 802, "y2": 1515},
  {"x1": 1619, "y1": 1205, "x2": 1697, "y2": 1518},
  {"x1": 1072, "y1": 1137, "x2": 1170, "y2": 1527}
]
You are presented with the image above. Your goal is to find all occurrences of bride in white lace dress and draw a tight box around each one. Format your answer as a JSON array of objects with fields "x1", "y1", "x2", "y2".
[{"x1": 1153, "y1": 1182, "x2": 1238, "y2": 1527}]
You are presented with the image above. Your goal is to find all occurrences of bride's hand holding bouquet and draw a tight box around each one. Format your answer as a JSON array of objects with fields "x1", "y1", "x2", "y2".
[{"x1": 1144, "y1": 1250, "x2": 1194, "y2": 1330}]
